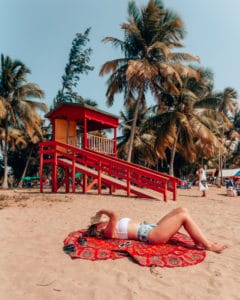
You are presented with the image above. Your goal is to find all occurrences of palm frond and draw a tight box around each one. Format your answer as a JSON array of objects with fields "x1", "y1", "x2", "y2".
[
  {"x1": 99, "y1": 59, "x2": 127, "y2": 76},
  {"x1": 0, "y1": 97, "x2": 7, "y2": 119},
  {"x1": 147, "y1": 41, "x2": 172, "y2": 58},
  {"x1": 171, "y1": 63, "x2": 200, "y2": 81},
  {"x1": 102, "y1": 37, "x2": 126, "y2": 51},
  {"x1": 171, "y1": 52, "x2": 200, "y2": 63}
]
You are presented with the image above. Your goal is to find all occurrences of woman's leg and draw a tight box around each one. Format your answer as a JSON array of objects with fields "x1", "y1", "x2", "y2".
[
  {"x1": 147, "y1": 207, "x2": 227, "y2": 253},
  {"x1": 199, "y1": 182, "x2": 206, "y2": 197}
]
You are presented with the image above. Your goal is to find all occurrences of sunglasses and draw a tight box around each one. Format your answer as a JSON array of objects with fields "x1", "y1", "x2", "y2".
[{"x1": 118, "y1": 241, "x2": 132, "y2": 249}]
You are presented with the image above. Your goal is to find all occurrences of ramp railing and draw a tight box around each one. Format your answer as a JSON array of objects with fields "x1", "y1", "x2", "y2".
[{"x1": 39, "y1": 141, "x2": 178, "y2": 201}]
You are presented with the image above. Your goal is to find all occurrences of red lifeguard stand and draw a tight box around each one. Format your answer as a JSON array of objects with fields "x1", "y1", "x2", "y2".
[
  {"x1": 39, "y1": 103, "x2": 178, "y2": 201},
  {"x1": 46, "y1": 103, "x2": 119, "y2": 155}
]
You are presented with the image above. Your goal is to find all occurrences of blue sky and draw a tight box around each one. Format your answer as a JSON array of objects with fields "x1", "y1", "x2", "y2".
[{"x1": 0, "y1": 0, "x2": 239, "y2": 117}]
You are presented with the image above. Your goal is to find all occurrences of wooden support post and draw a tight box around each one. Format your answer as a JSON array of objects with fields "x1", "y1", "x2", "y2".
[
  {"x1": 72, "y1": 153, "x2": 76, "y2": 193},
  {"x1": 173, "y1": 180, "x2": 177, "y2": 201},
  {"x1": 82, "y1": 153, "x2": 87, "y2": 193},
  {"x1": 82, "y1": 174, "x2": 87, "y2": 194},
  {"x1": 98, "y1": 161, "x2": 102, "y2": 195},
  {"x1": 113, "y1": 128, "x2": 117, "y2": 157},
  {"x1": 127, "y1": 168, "x2": 130, "y2": 197},
  {"x1": 39, "y1": 144, "x2": 43, "y2": 193},
  {"x1": 52, "y1": 145, "x2": 57, "y2": 193},
  {"x1": 65, "y1": 167, "x2": 69, "y2": 193},
  {"x1": 163, "y1": 181, "x2": 168, "y2": 202}
]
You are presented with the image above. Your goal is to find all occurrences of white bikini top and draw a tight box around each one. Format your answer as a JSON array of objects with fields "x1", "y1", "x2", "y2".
[{"x1": 115, "y1": 218, "x2": 130, "y2": 239}]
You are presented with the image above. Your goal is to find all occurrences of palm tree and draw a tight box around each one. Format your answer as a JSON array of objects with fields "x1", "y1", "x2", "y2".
[
  {"x1": 100, "y1": 0, "x2": 199, "y2": 162},
  {"x1": 0, "y1": 127, "x2": 30, "y2": 185},
  {"x1": 214, "y1": 88, "x2": 238, "y2": 116},
  {"x1": 202, "y1": 87, "x2": 239, "y2": 180},
  {"x1": 118, "y1": 98, "x2": 157, "y2": 166},
  {"x1": 226, "y1": 110, "x2": 240, "y2": 167},
  {"x1": 16, "y1": 130, "x2": 46, "y2": 188},
  {"x1": 145, "y1": 67, "x2": 235, "y2": 175},
  {"x1": 0, "y1": 54, "x2": 47, "y2": 189},
  {"x1": 0, "y1": 127, "x2": 27, "y2": 149}
]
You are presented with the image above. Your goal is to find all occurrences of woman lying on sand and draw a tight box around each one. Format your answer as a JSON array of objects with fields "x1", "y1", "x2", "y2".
[{"x1": 86, "y1": 207, "x2": 228, "y2": 253}]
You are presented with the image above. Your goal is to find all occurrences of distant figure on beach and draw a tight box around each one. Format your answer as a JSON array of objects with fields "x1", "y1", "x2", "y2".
[
  {"x1": 196, "y1": 164, "x2": 208, "y2": 197},
  {"x1": 86, "y1": 208, "x2": 228, "y2": 253}
]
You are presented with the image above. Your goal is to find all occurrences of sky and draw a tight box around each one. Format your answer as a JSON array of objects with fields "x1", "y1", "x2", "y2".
[{"x1": 0, "y1": 0, "x2": 240, "y2": 118}]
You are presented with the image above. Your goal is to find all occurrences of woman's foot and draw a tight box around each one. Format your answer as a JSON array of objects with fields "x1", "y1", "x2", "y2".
[{"x1": 206, "y1": 242, "x2": 228, "y2": 253}]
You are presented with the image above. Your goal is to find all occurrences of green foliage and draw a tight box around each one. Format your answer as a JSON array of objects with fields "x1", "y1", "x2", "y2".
[
  {"x1": 118, "y1": 99, "x2": 157, "y2": 165},
  {"x1": 100, "y1": 0, "x2": 199, "y2": 163},
  {"x1": 7, "y1": 141, "x2": 42, "y2": 183},
  {"x1": 0, "y1": 54, "x2": 46, "y2": 188},
  {"x1": 54, "y1": 28, "x2": 94, "y2": 106}
]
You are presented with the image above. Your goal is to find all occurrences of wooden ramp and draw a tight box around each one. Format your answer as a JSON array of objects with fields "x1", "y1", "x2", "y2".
[
  {"x1": 58, "y1": 157, "x2": 164, "y2": 200},
  {"x1": 39, "y1": 141, "x2": 178, "y2": 201}
]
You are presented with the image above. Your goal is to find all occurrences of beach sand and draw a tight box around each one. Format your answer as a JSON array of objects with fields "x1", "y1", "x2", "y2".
[{"x1": 0, "y1": 186, "x2": 239, "y2": 300}]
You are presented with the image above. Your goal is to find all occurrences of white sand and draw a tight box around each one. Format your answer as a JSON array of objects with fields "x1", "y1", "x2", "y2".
[{"x1": 0, "y1": 186, "x2": 239, "y2": 300}]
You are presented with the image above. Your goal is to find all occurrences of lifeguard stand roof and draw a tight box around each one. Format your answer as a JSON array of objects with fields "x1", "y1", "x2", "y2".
[{"x1": 46, "y1": 103, "x2": 119, "y2": 131}]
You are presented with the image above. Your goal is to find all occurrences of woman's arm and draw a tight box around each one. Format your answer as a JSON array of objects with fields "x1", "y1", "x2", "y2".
[
  {"x1": 95, "y1": 209, "x2": 116, "y2": 218},
  {"x1": 96, "y1": 209, "x2": 118, "y2": 238}
]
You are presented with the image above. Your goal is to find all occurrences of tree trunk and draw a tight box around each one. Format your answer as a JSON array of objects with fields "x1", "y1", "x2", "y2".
[
  {"x1": 18, "y1": 146, "x2": 33, "y2": 188},
  {"x1": 169, "y1": 127, "x2": 180, "y2": 176},
  {"x1": 2, "y1": 121, "x2": 9, "y2": 189},
  {"x1": 127, "y1": 86, "x2": 144, "y2": 162}
]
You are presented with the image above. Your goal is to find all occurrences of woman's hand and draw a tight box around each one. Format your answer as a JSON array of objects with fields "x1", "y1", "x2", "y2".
[
  {"x1": 90, "y1": 210, "x2": 116, "y2": 225},
  {"x1": 90, "y1": 211, "x2": 103, "y2": 224},
  {"x1": 96, "y1": 209, "x2": 116, "y2": 218}
]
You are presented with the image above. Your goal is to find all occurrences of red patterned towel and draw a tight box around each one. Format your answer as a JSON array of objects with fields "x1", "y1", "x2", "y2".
[{"x1": 63, "y1": 230, "x2": 206, "y2": 268}]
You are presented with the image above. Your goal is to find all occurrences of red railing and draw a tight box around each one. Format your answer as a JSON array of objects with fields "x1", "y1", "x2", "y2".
[
  {"x1": 89, "y1": 149, "x2": 178, "y2": 198},
  {"x1": 68, "y1": 133, "x2": 114, "y2": 155},
  {"x1": 39, "y1": 141, "x2": 178, "y2": 201}
]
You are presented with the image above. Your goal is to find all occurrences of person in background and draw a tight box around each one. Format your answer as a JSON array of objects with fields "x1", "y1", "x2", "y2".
[{"x1": 197, "y1": 164, "x2": 208, "y2": 197}]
